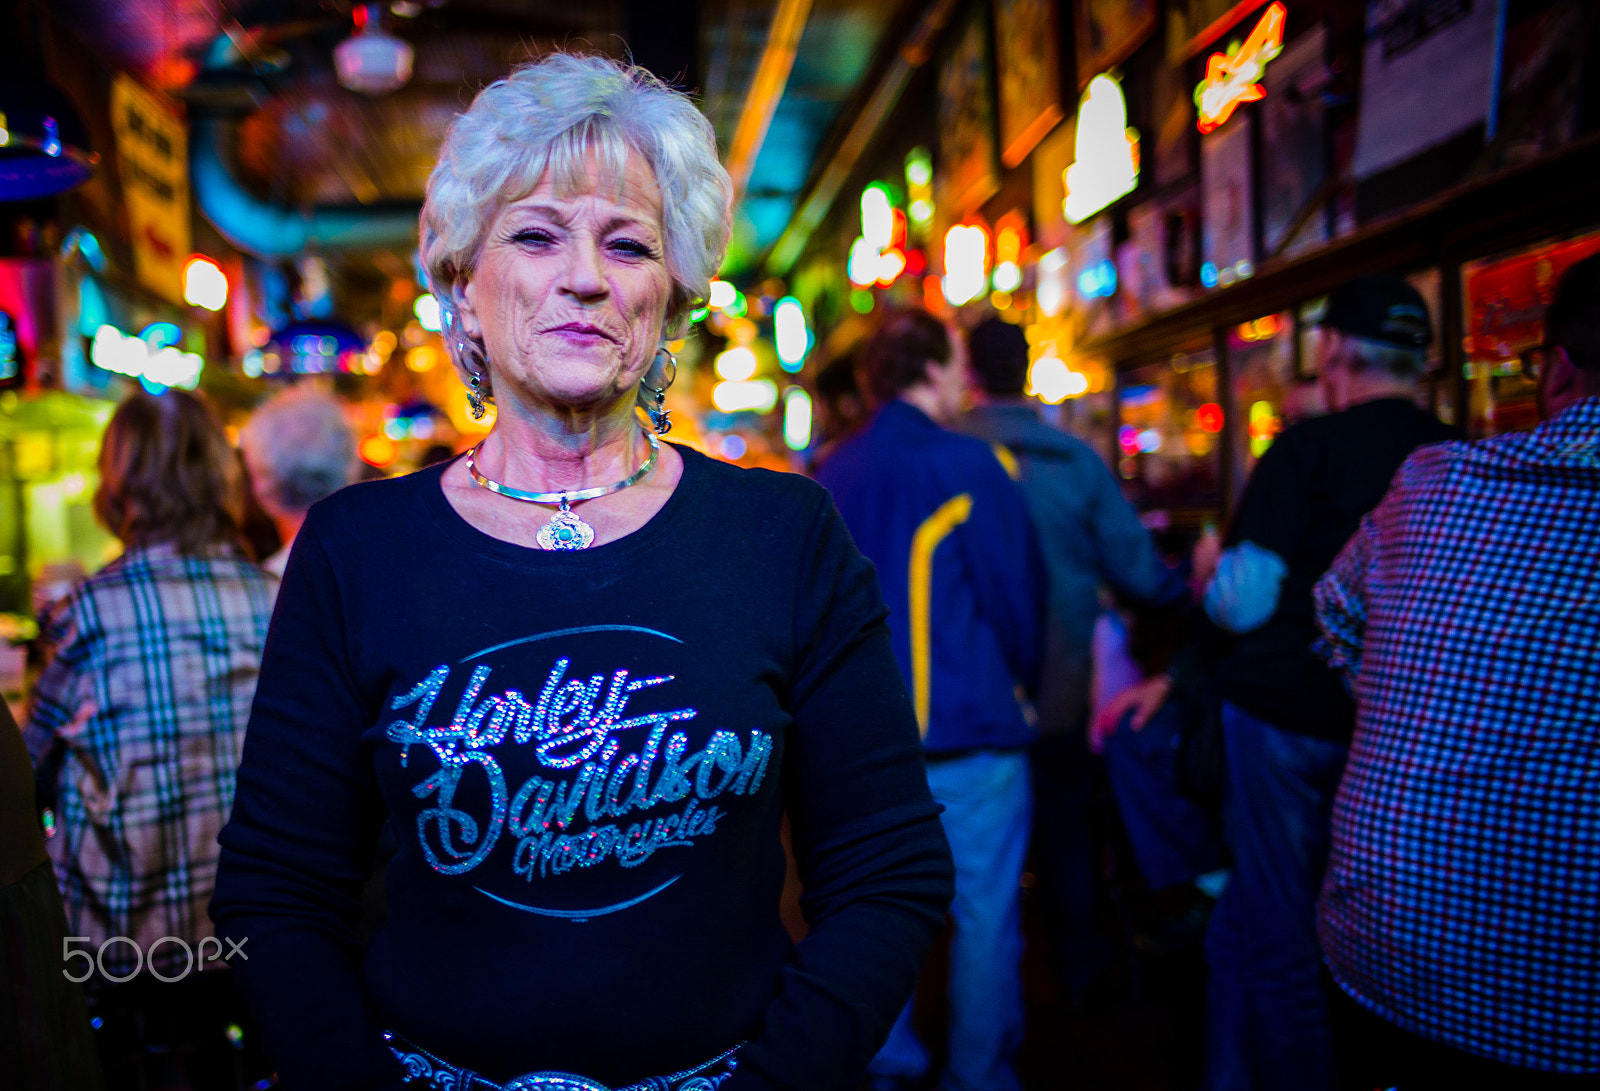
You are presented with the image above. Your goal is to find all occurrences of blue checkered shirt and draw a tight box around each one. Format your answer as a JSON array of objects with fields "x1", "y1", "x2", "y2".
[
  {"x1": 1314, "y1": 397, "x2": 1600, "y2": 1073},
  {"x1": 23, "y1": 543, "x2": 275, "y2": 977}
]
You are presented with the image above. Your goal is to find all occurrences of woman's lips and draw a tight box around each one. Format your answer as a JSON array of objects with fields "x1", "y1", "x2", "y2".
[{"x1": 548, "y1": 323, "x2": 616, "y2": 343}]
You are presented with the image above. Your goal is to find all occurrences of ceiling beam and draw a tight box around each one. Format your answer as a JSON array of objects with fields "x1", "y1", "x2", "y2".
[{"x1": 723, "y1": 0, "x2": 813, "y2": 208}]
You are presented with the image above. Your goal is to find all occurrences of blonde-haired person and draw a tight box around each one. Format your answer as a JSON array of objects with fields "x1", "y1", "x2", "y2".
[
  {"x1": 23, "y1": 388, "x2": 275, "y2": 1088},
  {"x1": 239, "y1": 387, "x2": 358, "y2": 577},
  {"x1": 214, "y1": 53, "x2": 953, "y2": 1091}
]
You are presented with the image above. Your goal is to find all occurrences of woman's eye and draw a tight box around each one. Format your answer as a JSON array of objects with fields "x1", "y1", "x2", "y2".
[
  {"x1": 610, "y1": 238, "x2": 658, "y2": 259},
  {"x1": 510, "y1": 229, "x2": 555, "y2": 246}
]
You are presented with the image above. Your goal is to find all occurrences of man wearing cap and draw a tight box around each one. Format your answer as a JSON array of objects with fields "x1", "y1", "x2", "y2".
[
  {"x1": 1312, "y1": 256, "x2": 1600, "y2": 1084},
  {"x1": 1188, "y1": 274, "x2": 1457, "y2": 1090}
]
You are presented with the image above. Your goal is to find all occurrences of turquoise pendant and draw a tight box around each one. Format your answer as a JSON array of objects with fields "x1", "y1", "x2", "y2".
[{"x1": 536, "y1": 501, "x2": 595, "y2": 550}]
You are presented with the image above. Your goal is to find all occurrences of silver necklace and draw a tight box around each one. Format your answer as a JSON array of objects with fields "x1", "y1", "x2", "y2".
[{"x1": 465, "y1": 431, "x2": 660, "y2": 551}]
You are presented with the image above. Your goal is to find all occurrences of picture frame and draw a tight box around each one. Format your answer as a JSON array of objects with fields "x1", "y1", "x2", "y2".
[
  {"x1": 1073, "y1": 0, "x2": 1158, "y2": 87},
  {"x1": 994, "y1": 0, "x2": 1065, "y2": 168},
  {"x1": 938, "y1": 5, "x2": 1003, "y2": 214}
]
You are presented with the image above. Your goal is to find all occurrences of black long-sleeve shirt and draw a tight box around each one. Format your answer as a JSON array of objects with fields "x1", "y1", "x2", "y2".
[{"x1": 211, "y1": 447, "x2": 954, "y2": 1091}]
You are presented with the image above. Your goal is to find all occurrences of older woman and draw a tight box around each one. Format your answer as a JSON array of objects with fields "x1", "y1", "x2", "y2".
[
  {"x1": 213, "y1": 53, "x2": 953, "y2": 1091},
  {"x1": 24, "y1": 388, "x2": 276, "y2": 1087}
]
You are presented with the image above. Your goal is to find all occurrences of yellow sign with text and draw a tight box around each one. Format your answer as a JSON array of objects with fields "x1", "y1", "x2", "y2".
[{"x1": 110, "y1": 76, "x2": 190, "y2": 305}]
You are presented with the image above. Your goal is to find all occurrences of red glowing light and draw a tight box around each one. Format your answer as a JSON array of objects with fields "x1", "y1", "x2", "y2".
[
  {"x1": 1195, "y1": 2, "x2": 1287, "y2": 135},
  {"x1": 1118, "y1": 425, "x2": 1141, "y2": 456},
  {"x1": 1197, "y1": 402, "x2": 1224, "y2": 433}
]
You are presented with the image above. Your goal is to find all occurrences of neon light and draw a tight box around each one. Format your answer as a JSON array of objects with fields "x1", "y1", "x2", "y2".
[
  {"x1": 1028, "y1": 354, "x2": 1076, "y2": 404},
  {"x1": 1037, "y1": 249, "x2": 1070, "y2": 317},
  {"x1": 861, "y1": 184, "x2": 895, "y2": 252},
  {"x1": 182, "y1": 255, "x2": 228, "y2": 311},
  {"x1": 774, "y1": 297, "x2": 808, "y2": 370},
  {"x1": 1249, "y1": 399, "x2": 1279, "y2": 457},
  {"x1": 906, "y1": 147, "x2": 935, "y2": 230},
  {"x1": 992, "y1": 261, "x2": 1022, "y2": 293},
  {"x1": 848, "y1": 237, "x2": 878, "y2": 287},
  {"x1": 708, "y1": 280, "x2": 737, "y2": 309},
  {"x1": 783, "y1": 386, "x2": 812, "y2": 450},
  {"x1": 90, "y1": 324, "x2": 203, "y2": 389},
  {"x1": 942, "y1": 224, "x2": 989, "y2": 306},
  {"x1": 1078, "y1": 259, "x2": 1118, "y2": 299},
  {"x1": 712, "y1": 378, "x2": 778, "y2": 414},
  {"x1": 1118, "y1": 425, "x2": 1141, "y2": 455},
  {"x1": 875, "y1": 247, "x2": 907, "y2": 287},
  {"x1": 1195, "y1": 2, "x2": 1287, "y2": 135},
  {"x1": 1063, "y1": 75, "x2": 1140, "y2": 224},
  {"x1": 413, "y1": 293, "x2": 441, "y2": 332},
  {"x1": 1197, "y1": 402, "x2": 1225, "y2": 432},
  {"x1": 715, "y1": 345, "x2": 758, "y2": 381}
]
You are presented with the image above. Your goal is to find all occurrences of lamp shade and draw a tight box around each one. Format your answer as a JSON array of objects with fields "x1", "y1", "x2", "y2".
[{"x1": 0, "y1": 80, "x2": 97, "y2": 201}]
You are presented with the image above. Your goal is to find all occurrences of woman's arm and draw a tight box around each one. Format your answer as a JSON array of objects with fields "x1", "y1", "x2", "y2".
[
  {"x1": 726, "y1": 491, "x2": 955, "y2": 1091},
  {"x1": 211, "y1": 519, "x2": 406, "y2": 1091}
]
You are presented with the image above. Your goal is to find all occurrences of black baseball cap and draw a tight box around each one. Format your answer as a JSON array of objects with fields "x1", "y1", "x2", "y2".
[{"x1": 1320, "y1": 274, "x2": 1433, "y2": 349}]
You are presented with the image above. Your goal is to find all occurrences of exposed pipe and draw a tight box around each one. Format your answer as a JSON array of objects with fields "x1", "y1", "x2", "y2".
[
  {"x1": 191, "y1": 114, "x2": 420, "y2": 258},
  {"x1": 724, "y1": 0, "x2": 813, "y2": 206}
]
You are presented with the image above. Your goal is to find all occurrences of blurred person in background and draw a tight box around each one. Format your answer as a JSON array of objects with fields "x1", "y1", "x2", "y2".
[
  {"x1": 807, "y1": 349, "x2": 868, "y2": 472},
  {"x1": 23, "y1": 388, "x2": 276, "y2": 1090},
  {"x1": 239, "y1": 387, "x2": 358, "y2": 577},
  {"x1": 1101, "y1": 274, "x2": 1458, "y2": 1091},
  {"x1": 959, "y1": 316, "x2": 1185, "y2": 1007},
  {"x1": 818, "y1": 308, "x2": 1044, "y2": 1091},
  {"x1": 2, "y1": 697, "x2": 101, "y2": 1091},
  {"x1": 212, "y1": 53, "x2": 952, "y2": 1091},
  {"x1": 1313, "y1": 254, "x2": 1600, "y2": 1087}
]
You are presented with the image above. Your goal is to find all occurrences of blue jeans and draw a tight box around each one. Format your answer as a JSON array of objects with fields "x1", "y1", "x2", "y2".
[
  {"x1": 871, "y1": 748, "x2": 1031, "y2": 1091},
  {"x1": 1203, "y1": 702, "x2": 1347, "y2": 1091}
]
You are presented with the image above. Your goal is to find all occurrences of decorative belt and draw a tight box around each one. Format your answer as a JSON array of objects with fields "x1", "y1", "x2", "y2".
[{"x1": 385, "y1": 1030, "x2": 742, "y2": 1091}]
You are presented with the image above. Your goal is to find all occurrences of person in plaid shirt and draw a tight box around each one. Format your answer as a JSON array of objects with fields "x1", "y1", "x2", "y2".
[
  {"x1": 1314, "y1": 254, "x2": 1600, "y2": 1085},
  {"x1": 23, "y1": 389, "x2": 276, "y2": 1088}
]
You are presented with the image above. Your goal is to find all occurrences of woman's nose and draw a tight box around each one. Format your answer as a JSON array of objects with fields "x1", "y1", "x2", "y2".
[{"x1": 560, "y1": 236, "x2": 608, "y2": 300}]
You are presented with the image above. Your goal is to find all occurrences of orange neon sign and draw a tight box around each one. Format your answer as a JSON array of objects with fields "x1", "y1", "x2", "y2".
[{"x1": 1194, "y1": 2, "x2": 1287, "y2": 135}]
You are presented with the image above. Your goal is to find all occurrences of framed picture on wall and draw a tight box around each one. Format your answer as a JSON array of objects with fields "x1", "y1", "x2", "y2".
[
  {"x1": 1201, "y1": 113, "x2": 1255, "y2": 285},
  {"x1": 1073, "y1": 0, "x2": 1157, "y2": 86},
  {"x1": 994, "y1": 0, "x2": 1064, "y2": 168},
  {"x1": 938, "y1": 5, "x2": 1002, "y2": 214},
  {"x1": 1260, "y1": 25, "x2": 1329, "y2": 258}
]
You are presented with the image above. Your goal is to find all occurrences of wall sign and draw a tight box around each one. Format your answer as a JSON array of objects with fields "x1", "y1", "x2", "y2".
[
  {"x1": 110, "y1": 76, "x2": 191, "y2": 305},
  {"x1": 1352, "y1": 0, "x2": 1498, "y2": 179},
  {"x1": 1063, "y1": 74, "x2": 1140, "y2": 225},
  {"x1": 1194, "y1": 2, "x2": 1286, "y2": 134}
]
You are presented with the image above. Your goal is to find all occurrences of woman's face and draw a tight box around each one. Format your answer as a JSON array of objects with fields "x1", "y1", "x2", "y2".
[{"x1": 458, "y1": 149, "x2": 673, "y2": 416}]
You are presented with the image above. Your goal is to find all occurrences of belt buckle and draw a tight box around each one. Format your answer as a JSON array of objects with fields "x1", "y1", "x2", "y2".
[{"x1": 502, "y1": 1076, "x2": 612, "y2": 1091}]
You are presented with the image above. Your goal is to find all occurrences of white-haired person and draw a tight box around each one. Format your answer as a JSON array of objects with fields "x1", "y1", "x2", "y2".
[
  {"x1": 239, "y1": 387, "x2": 358, "y2": 577},
  {"x1": 212, "y1": 52, "x2": 954, "y2": 1091}
]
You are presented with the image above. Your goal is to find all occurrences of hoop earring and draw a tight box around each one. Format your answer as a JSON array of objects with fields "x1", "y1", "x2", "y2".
[{"x1": 641, "y1": 348, "x2": 677, "y2": 435}]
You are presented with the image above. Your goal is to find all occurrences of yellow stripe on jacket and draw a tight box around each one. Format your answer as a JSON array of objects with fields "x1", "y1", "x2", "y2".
[
  {"x1": 990, "y1": 443, "x2": 1020, "y2": 480},
  {"x1": 909, "y1": 492, "x2": 973, "y2": 737}
]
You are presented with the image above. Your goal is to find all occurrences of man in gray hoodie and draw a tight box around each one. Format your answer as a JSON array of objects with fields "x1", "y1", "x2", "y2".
[{"x1": 960, "y1": 316, "x2": 1182, "y2": 1004}]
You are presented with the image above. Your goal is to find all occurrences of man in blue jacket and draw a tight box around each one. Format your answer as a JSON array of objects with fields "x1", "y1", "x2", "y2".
[
  {"x1": 960, "y1": 317, "x2": 1185, "y2": 1005},
  {"x1": 817, "y1": 308, "x2": 1045, "y2": 1091}
]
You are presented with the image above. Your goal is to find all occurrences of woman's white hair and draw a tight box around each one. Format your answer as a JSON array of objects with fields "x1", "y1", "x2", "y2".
[{"x1": 420, "y1": 52, "x2": 733, "y2": 390}]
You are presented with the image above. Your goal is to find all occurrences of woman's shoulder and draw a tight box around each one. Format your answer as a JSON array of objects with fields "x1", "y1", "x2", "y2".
[
  {"x1": 302, "y1": 460, "x2": 451, "y2": 541},
  {"x1": 678, "y1": 443, "x2": 830, "y2": 514}
]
